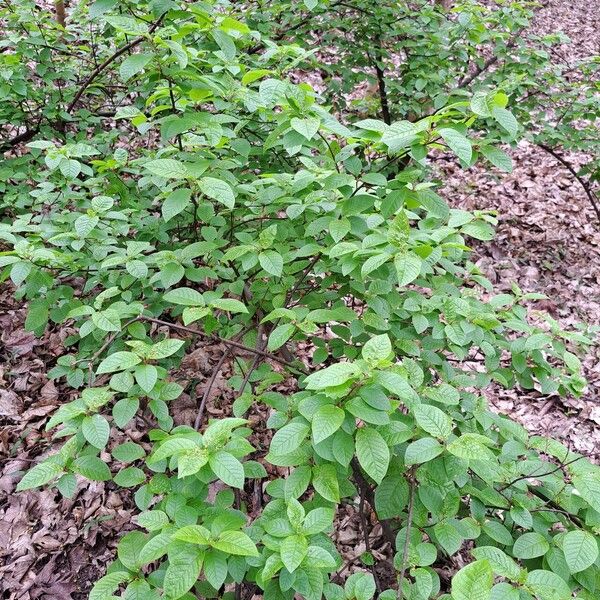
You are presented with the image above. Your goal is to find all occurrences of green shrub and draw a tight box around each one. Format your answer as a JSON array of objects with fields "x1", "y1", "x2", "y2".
[{"x1": 2, "y1": 1, "x2": 599, "y2": 599}]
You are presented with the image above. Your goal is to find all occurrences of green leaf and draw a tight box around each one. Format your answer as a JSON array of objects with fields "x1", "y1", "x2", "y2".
[
  {"x1": 303, "y1": 507, "x2": 334, "y2": 535},
  {"x1": 451, "y1": 560, "x2": 493, "y2": 600},
  {"x1": 90, "y1": 571, "x2": 131, "y2": 600},
  {"x1": 209, "y1": 451, "x2": 245, "y2": 489},
  {"x1": 312, "y1": 404, "x2": 345, "y2": 444},
  {"x1": 120, "y1": 53, "x2": 152, "y2": 81},
  {"x1": 461, "y1": 221, "x2": 495, "y2": 241},
  {"x1": 394, "y1": 252, "x2": 422, "y2": 286},
  {"x1": 439, "y1": 128, "x2": 473, "y2": 164},
  {"x1": 163, "y1": 554, "x2": 203, "y2": 599},
  {"x1": 361, "y1": 253, "x2": 390, "y2": 277},
  {"x1": 177, "y1": 448, "x2": 209, "y2": 478},
  {"x1": 381, "y1": 120, "x2": 418, "y2": 153},
  {"x1": 280, "y1": 534, "x2": 308, "y2": 573},
  {"x1": 374, "y1": 475, "x2": 409, "y2": 519},
  {"x1": 304, "y1": 362, "x2": 359, "y2": 390},
  {"x1": 525, "y1": 570, "x2": 570, "y2": 600},
  {"x1": 163, "y1": 287, "x2": 205, "y2": 306},
  {"x1": 258, "y1": 250, "x2": 284, "y2": 276},
  {"x1": 270, "y1": 421, "x2": 310, "y2": 455},
  {"x1": 126, "y1": 259, "x2": 148, "y2": 279},
  {"x1": 405, "y1": 437, "x2": 444, "y2": 465},
  {"x1": 113, "y1": 397, "x2": 139, "y2": 428},
  {"x1": 472, "y1": 546, "x2": 521, "y2": 580},
  {"x1": 312, "y1": 464, "x2": 340, "y2": 502},
  {"x1": 147, "y1": 339, "x2": 185, "y2": 360},
  {"x1": 199, "y1": 177, "x2": 235, "y2": 209},
  {"x1": 82, "y1": 414, "x2": 110, "y2": 449},
  {"x1": 291, "y1": 117, "x2": 320, "y2": 140},
  {"x1": 56, "y1": 473, "x2": 77, "y2": 498},
  {"x1": 97, "y1": 351, "x2": 141, "y2": 374},
  {"x1": 434, "y1": 521, "x2": 463, "y2": 555},
  {"x1": 413, "y1": 404, "x2": 452, "y2": 439},
  {"x1": 112, "y1": 442, "x2": 145, "y2": 462},
  {"x1": 92, "y1": 309, "x2": 121, "y2": 332},
  {"x1": 305, "y1": 545, "x2": 336, "y2": 569},
  {"x1": 268, "y1": 323, "x2": 296, "y2": 351},
  {"x1": 162, "y1": 188, "x2": 192, "y2": 222},
  {"x1": 204, "y1": 550, "x2": 228, "y2": 590},
  {"x1": 355, "y1": 427, "x2": 390, "y2": 484},
  {"x1": 25, "y1": 299, "x2": 48, "y2": 333},
  {"x1": 573, "y1": 474, "x2": 600, "y2": 512},
  {"x1": 212, "y1": 530, "x2": 259, "y2": 556},
  {"x1": 16, "y1": 460, "x2": 63, "y2": 491},
  {"x1": 353, "y1": 572, "x2": 376, "y2": 600},
  {"x1": 480, "y1": 146, "x2": 512, "y2": 173},
  {"x1": 362, "y1": 334, "x2": 392, "y2": 363},
  {"x1": 562, "y1": 530, "x2": 598, "y2": 573},
  {"x1": 113, "y1": 466, "x2": 145, "y2": 488},
  {"x1": 138, "y1": 533, "x2": 172, "y2": 564},
  {"x1": 173, "y1": 525, "x2": 210, "y2": 545},
  {"x1": 492, "y1": 107, "x2": 518, "y2": 138},
  {"x1": 285, "y1": 466, "x2": 312, "y2": 501},
  {"x1": 512, "y1": 532, "x2": 550, "y2": 560},
  {"x1": 134, "y1": 364, "x2": 158, "y2": 393},
  {"x1": 144, "y1": 158, "x2": 188, "y2": 179},
  {"x1": 148, "y1": 437, "x2": 199, "y2": 464},
  {"x1": 137, "y1": 510, "x2": 169, "y2": 531},
  {"x1": 447, "y1": 434, "x2": 495, "y2": 461},
  {"x1": 470, "y1": 92, "x2": 492, "y2": 117},
  {"x1": 210, "y1": 298, "x2": 248, "y2": 313},
  {"x1": 72, "y1": 455, "x2": 112, "y2": 481}
]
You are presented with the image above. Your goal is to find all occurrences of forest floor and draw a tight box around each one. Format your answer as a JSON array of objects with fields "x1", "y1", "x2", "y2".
[{"x1": 0, "y1": 0, "x2": 599, "y2": 598}]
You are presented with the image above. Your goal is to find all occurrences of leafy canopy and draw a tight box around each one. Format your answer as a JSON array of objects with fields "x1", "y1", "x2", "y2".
[{"x1": 2, "y1": 1, "x2": 599, "y2": 600}]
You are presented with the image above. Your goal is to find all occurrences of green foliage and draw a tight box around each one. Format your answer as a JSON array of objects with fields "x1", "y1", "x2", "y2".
[{"x1": 2, "y1": 1, "x2": 599, "y2": 600}]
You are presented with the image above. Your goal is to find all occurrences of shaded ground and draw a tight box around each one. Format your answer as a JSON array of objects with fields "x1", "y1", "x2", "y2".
[{"x1": 1, "y1": 0, "x2": 599, "y2": 597}]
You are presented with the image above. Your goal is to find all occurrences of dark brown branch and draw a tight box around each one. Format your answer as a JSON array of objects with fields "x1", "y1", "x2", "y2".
[
  {"x1": 194, "y1": 348, "x2": 233, "y2": 430},
  {"x1": 0, "y1": 127, "x2": 39, "y2": 153},
  {"x1": 140, "y1": 316, "x2": 306, "y2": 372},
  {"x1": 351, "y1": 458, "x2": 396, "y2": 549},
  {"x1": 537, "y1": 143, "x2": 600, "y2": 225},
  {"x1": 457, "y1": 33, "x2": 521, "y2": 88},
  {"x1": 397, "y1": 470, "x2": 416, "y2": 600},
  {"x1": 66, "y1": 13, "x2": 165, "y2": 113}
]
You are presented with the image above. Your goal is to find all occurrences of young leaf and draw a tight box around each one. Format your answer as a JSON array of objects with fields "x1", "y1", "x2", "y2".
[
  {"x1": 97, "y1": 351, "x2": 141, "y2": 374},
  {"x1": 304, "y1": 363, "x2": 359, "y2": 390},
  {"x1": 355, "y1": 427, "x2": 390, "y2": 484},
  {"x1": 144, "y1": 158, "x2": 188, "y2": 179},
  {"x1": 16, "y1": 461, "x2": 63, "y2": 491},
  {"x1": 212, "y1": 531, "x2": 259, "y2": 556},
  {"x1": 280, "y1": 534, "x2": 308, "y2": 573},
  {"x1": 82, "y1": 414, "x2": 110, "y2": 449},
  {"x1": 162, "y1": 188, "x2": 192, "y2": 222},
  {"x1": 438, "y1": 128, "x2": 473, "y2": 164},
  {"x1": 451, "y1": 560, "x2": 493, "y2": 600},
  {"x1": 209, "y1": 451, "x2": 245, "y2": 489},
  {"x1": 199, "y1": 177, "x2": 235, "y2": 209},
  {"x1": 258, "y1": 250, "x2": 284, "y2": 277},
  {"x1": 312, "y1": 404, "x2": 345, "y2": 444},
  {"x1": 270, "y1": 422, "x2": 310, "y2": 456}
]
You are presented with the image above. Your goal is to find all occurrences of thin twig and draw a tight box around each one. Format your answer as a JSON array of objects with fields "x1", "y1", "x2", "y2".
[
  {"x1": 66, "y1": 13, "x2": 165, "y2": 113},
  {"x1": 193, "y1": 325, "x2": 254, "y2": 429},
  {"x1": 537, "y1": 143, "x2": 600, "y2": 225},
  {"x1": 194, "y1": 348, "x2": 233, "y2": 430},
  {"x1": 397, "y1": 470, "x2": 416, "y2": 600},
  {"x1": 358, "y1": 480, "x2": 381, "y2": 593},
  {"x1": 139, "y1": 316, "x2": 306, "y2": 372},
  {"x1": 351, "y1": 458, "x2": 396, "y2": 548}
]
